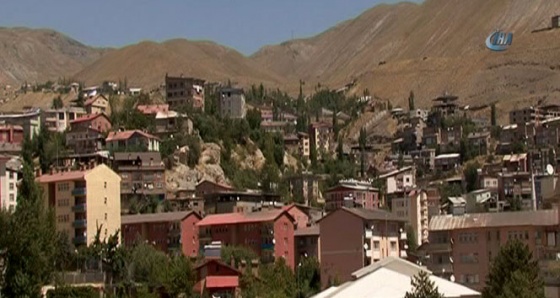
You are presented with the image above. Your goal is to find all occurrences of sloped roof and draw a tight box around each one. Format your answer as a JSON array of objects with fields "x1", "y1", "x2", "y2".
[
  {"x1": 84, "y1": 94, "x2": 108, "y2": 106},
  {"x1": 70, "y1": 113, "x2": 108, "y2": 124},
  {"x1": 37, "y1": 170, "x2": 87, "y2": 183},
  {"x1": 205, "y1": 276, "x2": 239, "y2": 288},
  {"x1": 106, "y1": 130, "x2": 160, "y2": 141},
  {"x1": 121, "y1": 211, "x2": 199, "y2": 225},
  {"x1": 136, "y1": 104, "x2": 169, "y2": 115},
  {"x1": 196, "y1": 209, "x2": 290, "y2": 226},
  {"x1": 294, "y1": 225, "x2": 320, "y2": 236},
  {"x1": 429, "y1": 209, "x2": 558, "y2": 231}
]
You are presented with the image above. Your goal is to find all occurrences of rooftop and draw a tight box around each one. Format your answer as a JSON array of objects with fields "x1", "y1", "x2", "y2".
[
  {"x1": 70, "y1": 113, "x2": 108, "y2": 124},
  {"x1": 294, "y1": 225, "x2": 320, "y2": 236},
  {"x1": 378, "y1": 166, "x2": 413, "y2": 179},
  {"x1": 84, "y1": 94, "x2": 108, "y2": 106},
  {"x1": 106, "y1": 130, "x2": 160, "y2": 142},
  {"x1": 435, "y1": 153, "x2": 461, "y2": 160},
  {"x1": 136, "y1": 104, "x2": 169, "y2": 115},
  {"x1": 122, "y1": 211, "x2": 199, "y2": 225},
  {"x1": 196, "y1": 209, "x2": 290, "y2": 227},
  {"x1": 37, "y1": 170, "x2": 87, "y2": 183},
  {"x1": 429, "y1": 209, "x2": 558, "y2": 231},
  {"x1": 324, "y1": 207, "x2": 405, "y2": 223}
]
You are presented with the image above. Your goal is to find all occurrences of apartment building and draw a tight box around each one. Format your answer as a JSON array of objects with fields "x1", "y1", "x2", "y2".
[
  {"x1": 218, "y1": 88, "x2": 246, "y2": 119},
  {"x1": 113, "y1": 152, "x2": 166, "y2": 200},
  {"x1": 309, "y1": 122, "x2": 333, "y2": 155},
  {"x1": 84, "y1": 94, "x2": 109, "y2": 115},
  {"x1": 498, "y1": 171, "x2": 534, "y2": 210},
  {"x1": 106, "y1": 130, "x2": 160, "y2": 152},
  {"x1": 66, "y1": 114, "x2": 112, "y2": 155},
  {"x1": 0, "y1": 108, "x2": 41, "y2": 138},
  {"x1": 196, "y1": 209, "x2": 296, "y2": 269},
  {"x1": 121, "y1": 211, "x2": 201, "y2": 257},
  {"x1": 467, "y1": 131, "x2": 491, "y2": 156},
  {"x1": 165, "y1": 75, "x2": 205, "y2": 110},
  {"x1": 136, "y1": 104, "x2": 193, "y2": 136},
  {"x1": 202, "y1": 191, "x2": 282, "y2": 215},
  {"x1": 260, "y1": 121, "x2": 289, "y2": 135},
  {"x1": 431, "y1": 94, "x2": 460, "y2": 117},
  {"x1": 435, "y1": 153, "x2": 461, "y2": 172},
  {"x1": 38, "y1": 164, "x2": 121, "y2": 246},
  {"x1": 285, "y1": 172, "x2": 321, "y2": 206},
  {"x1": 391, "y1": 189, "x2": 429, "y2": 246},
  {"x1": 298, "y1": 132, "x2": 310, "y2": 158},
  {"x1": 410, "y1": 148, "x2": 436, "y2": 171},
  {"x1": 324, "y1": 179, "x2": 380, "y2": 211},
  {"x1": 319, "y1": 207, "x2": 407, "y2": 287},
  {"x1": 42, "y1": 107, "x2": 86, "y2": 132},
  {"x1": 509, "y1": 107, "x2": 560, "y2": 125},
  {"x1": 0, "y1": 156, "x2": 20, "y2": 212},
  {"x1": 294, "y1": 225, "x2": 320, "y2": 267},
  {"x1": 379, "y1": 166, "x2": 416, "y2": 195},
  {"x1": 427, "y1": 210, "x2": 560, "y2": 292},
  {"x1": 440, "y1": 126, "x2": 463, "y2": 152}
]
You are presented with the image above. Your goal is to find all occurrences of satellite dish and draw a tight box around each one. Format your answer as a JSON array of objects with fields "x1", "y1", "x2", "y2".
[
  {"x1": 547, "y1": 164, "x2": 554, "y2": 175},
  {"x1": 450, "y1": 275, "x2": 455, "y2": 282}
]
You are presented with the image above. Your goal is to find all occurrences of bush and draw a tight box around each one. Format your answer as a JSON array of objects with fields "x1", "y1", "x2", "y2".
[{"x1": 47, "y1": 286, "x2": 99, "y2": 298}]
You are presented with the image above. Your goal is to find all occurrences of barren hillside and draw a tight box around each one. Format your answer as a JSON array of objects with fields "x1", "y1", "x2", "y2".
[
  {"x1": 73, "y1": 39, "x2": 284, "y2": 89},
  {"x1": 0, "y1": 27, "x2": 107, "y2": 86}
]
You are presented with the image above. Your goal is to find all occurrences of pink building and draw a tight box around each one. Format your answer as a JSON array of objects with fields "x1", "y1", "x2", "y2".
[{"x1": 325, "y1": 180, "x2": 380, "y2": 212}]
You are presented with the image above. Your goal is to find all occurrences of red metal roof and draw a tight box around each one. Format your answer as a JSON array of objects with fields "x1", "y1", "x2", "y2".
[
  {"x1": 70, "y1": 113, "x2": 107, "y2": 124},
  {"x1": 106, "y1": 130, "x2": 160, "y2": 141},
  {"x1": 196, "y1": 209, "x2": 286, "y2": 226},
  {"x1": 136, "y1": 104, "x2": 169, "y2": 115},
  {"x1": 205, "y1": 276, "x2": 239, "y2": 288}
]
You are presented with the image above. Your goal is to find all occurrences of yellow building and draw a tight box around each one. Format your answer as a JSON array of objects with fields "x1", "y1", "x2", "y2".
[{"x1": 38, "y1": 164, "x2": 121, "y2": 246}]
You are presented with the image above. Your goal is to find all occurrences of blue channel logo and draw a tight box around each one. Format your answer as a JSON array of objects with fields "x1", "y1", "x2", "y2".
[{"x1": 485, "y1": 30, "x2": 513, "y2": 51}]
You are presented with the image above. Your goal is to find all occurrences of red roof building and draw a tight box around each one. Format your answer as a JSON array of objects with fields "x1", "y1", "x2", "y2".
[
  {"x1": 136, "y1": 104, "x2": 170, "y2": 115},
  {"x1": 106, "y1": 130, "x2": 160, "y2": 152},
  {"x1": 193, "y1": 259, "x2": 241, "y2": 297},
  {"x1": 69, "y1": 113, "x2": 112, "y2": 133},
  {"x1": 197, "y1": 209, "x2": 297, "y2": 269},
  {"x1": 121, "y1": 211, "x2": 201, "y2": 257}
]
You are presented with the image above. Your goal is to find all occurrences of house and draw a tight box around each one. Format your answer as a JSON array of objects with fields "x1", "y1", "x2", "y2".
[
  {"x1": 312, "y1": 257, "x2": 480, "y2": 298},
  {"x1": 196, "y1": 209, "x2": 296, "y2": 269},
  {"x1": 379, "y1": 166, "x2": 416, "y2": 195},
  {"x1": 106, "y1": 130, "x2": 160, "y2": 152},
  {"x1": 509, "y1": 106, "x2": 560, "y2": 125},
  {"x1": 440, "y1": 126, "x2": 463, "y2": 153},
  {"x1": 435, "y1": 153, "x2": 461, "y2": 172},
  {"x1": 324, "y1": 179, "x2": 380, "y2": 211},
  {"x1": 69, "y1": 113, "x2": 112, "y2": 133},
  {"x1": 66, "y1": 127, "x2": 106, "y2": 155},
  {"x1": 202, "y1": 191, "x2": 281, "y2": 215},
  {"x1": 260, "y1": 121, "x2": 289, "y2": 134},
  {"x1": 194, "y1": 259, "x2": 242, "y2": 297},
  {"x1": 0, "y1": 124, "x2": 24, "y2": 145},
  {"x1": 431, "y1": 94, "x2": 460, "y2": 118},
  {"x1": 218, "y1": 88, "x2": 246, "y2": 119},
  {"x1": 391, "y1": 189, "x2": 429, "y2": 246},
  {"x1": 137, "y1": 104, "x2": 193, "y2": 136},
  {"x1": 467, "y1": 132, "x2": 491, "y2": 156},
  {"x1": 84, "y1": 94, "x2": 109, "y2": 115},
  {"x1": 42, "y1": 107, "x2": 87, "y2": 132},
  {"x1": 165, "y1": 75, "x2": 205, "y2": 110},
  {"x1": 0, "y1": 155, "x2": 20, "y2": 212},
  {"x1": 427, "y1": 209, "x2": 560, "y2": 292},
  {"x1": 422, "y1": 127, "x2": 441, "y2": 149},
  {"x1": 410, "y1": 148, "x2": 436, "y2": 171},
  {"x1": 121, "y1": 211, "x2": 201, "y2": 257},
  {"x1": 37, "y1": 164, "x2": 121, "y2": 246},
  {"x1": 113, "y1": 152, "x2": 166, "y2": 201},
  {"x1": 259, "y1": 107, "x2": 273, "y2": 122},
  {"x1": 319, "y1": 208, "x2": 407, "y2": 287},
  {"x1": 446, "y1": 196, "x2": 466, "y2": 215},
  {"x1": 464, "y1": 189, "x2": 498, "y2": 213}
]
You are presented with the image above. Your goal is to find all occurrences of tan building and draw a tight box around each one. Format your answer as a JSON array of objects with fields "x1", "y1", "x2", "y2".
[
  {"x1": 38, "y1": 164, "x2": 121, "y2": 247},
  {"x1": 218, "y1": 88, "x2": 246, "y2": 119},
  {"x1": 427, "y1": 210, "x2": 560, "y2": 294},
  {"x1": 165, "y1": 75, "x2": 205, "y2": 110},
  {"x1": 84, "y1": 94, "x2": 109, "y2": 115},
  {"x1": 379, "y1": 166, "x2": 416, "y2": 195},
  {"x1": 391, "y1": 189, "x2": 429, "y2": 246},
  {"x1": 42, "y1": 107, "x2": 87, "y2": 132}
]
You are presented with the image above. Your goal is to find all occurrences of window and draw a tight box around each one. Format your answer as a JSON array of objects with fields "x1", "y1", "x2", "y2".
[
  {"x1": 104, "y1": 182, "x2": 107, "y2": 188},
  {"x1": 373, "y1": 241, "x2": 380, "y2": 249},
  {"x1": 9, "y1": 183, "x2": 14, "y2": 190},
  {"x1": 9, "y1": 194, "x2": 14, "y2": 202},
  {"x1": 390, "y1": 241, "x2": 397, "y2": 250},
  {"x1": 104, "y1": 213, "x2": 107, "y2": 220},
  {"x1": 104, "y1": 197, "x2": 107, "y2": 205},
  {"x1": 8, "y1": 171, "x2": 13, "y2": 179}
]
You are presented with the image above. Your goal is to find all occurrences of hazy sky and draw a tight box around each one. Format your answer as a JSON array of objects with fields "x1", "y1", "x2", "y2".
[{"x1": 0, "y1": 0, "x2": 420, "y2": 55}]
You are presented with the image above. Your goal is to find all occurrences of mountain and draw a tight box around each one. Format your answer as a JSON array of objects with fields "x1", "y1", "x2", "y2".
[
  {"x1": 73, "y1": 39, "x2": 284, "y2": 89},
  {"x1": 0, "y1": 27, "x2": 106, "y2": 86},
  {"x1": 252, "y1": 0, "x2": 560, "y2": 111}
]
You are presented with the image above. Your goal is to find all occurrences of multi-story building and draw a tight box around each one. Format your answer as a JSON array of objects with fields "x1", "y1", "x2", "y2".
[
  {"x1": 37, "y1": 164, "x2": 121, "y2": 246},
  {"x1": 298, "y1": 132, "x2": 310, "y2": 158},
  {"x1": 218, "y1": 88, "x2": 246, "y2": 119},
  {"x1": 391, "y1": 189, "x2": 429, "y2": 246},
  {"x1": 136, "y1": 104, "x2": 193, "y2": 136},
  {"x1": 0, "y1": 108, "x2": 41, "y2": 138},
  {"x1": 106, "y1": 130, "x2": 160, "y2": 152},
  {"x1": 309, "y1": 122, "x2": 333, "y2": 155},
  {"x1": 509, "y1": 107, "x2": 560, "y2": 125},
  {"x1": 202, "y1": 191, "x2": 282, "y2": 215},
  {"x1": 434, "y1": 153, "x2": 461, "y2": 172},
  {"x1": 440, "y1": 126, "x2": 463, "y2": 152},
  {"x1": 121, "y1": 211, "x2": 201, "y2": 257},
  {"x1": 113, "y1": 152, "x2": 166, "y2": 200},
  {"x1": 260, "y1": 121, "x2": 289, "y2": 135},
  {"x1": 294, "y1": 225, "x2": 320, "y2": 267},
  {"x1": 42, "y1": 107, "x2": 86, "y2": 132},
  {"x1": 0, "y1": 155, "x2": 20, "y2": 212},
  {"x1": 0, "y1": 124, "x2": 24, "y2": 145},
  {"x1": 324, "y1": 179, "x2": 380, "y2": 211},
  {"x1": 196, "y1": 209, "x2": 296, "y2": 268},
  {"x1": 431, "y1": 94, "x2": 460, "y2": 118},
  {"x1": 319, "y1": 207, "x2": 407, "y2": 287},
  {"x1": 285, "y1": 172, "x2": 321, "y2": 206},
  {"x1": 84, "y1": 94, "x2": 109, "y2": 115},
  {"x1": 427, "y1": 210, "x2": 560, "y2": 292},
  {"x1": 422, "y1": 127, "x2": 441, "y2": 149},
  {"x1": 410, "y1": 148, "x2": 436, "y2": 171},
  {"x1": 379, "y1": 166, "x2": 416, "y2": 195},
  {"x1": 69, "y1": 113, "x2": 112, "y2": 133},
  {"x1": 66, "y1": 113, "x2": 112, "y2": 155},
  {"x1": 498, "y1": 171, "x2": 534, "y2": 210},
  {"x1": 467, "y1": 131, "x2": 491, "y2": 156},
  {"x1": 259, "y1": 107, "x2": 273, "y2": 122},
  {"x1": 165, "y1": 75, "x2": 205, "y2": 110}
]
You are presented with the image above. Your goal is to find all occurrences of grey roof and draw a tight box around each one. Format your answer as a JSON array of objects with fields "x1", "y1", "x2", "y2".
[
  {"x1": 122, "y1": 211, "x2": 199, "y2": 225},
  {"x1": 429, "y1": 209, "x2": 558, "y2": 231},
  {"x1": 294, "y1": 225, "x2": 320, "y2": 236},
  {"x1": 352, "y1": 256, "x2": 428, "y2": 279},
  {"x1": 447, "y1": 197, "x2": 466, "y2": 205},
  {"x1": 343, "y1": 207, "x2": 406, "y2": 222}
]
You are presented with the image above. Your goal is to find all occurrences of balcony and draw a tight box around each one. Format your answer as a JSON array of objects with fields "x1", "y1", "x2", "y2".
[
  {"x1": 261, "y1": 243, "x2": 274, "y2": 250},
  {"x1": 73, "y1": 219, "x2": 87, "y2": 228},
  {"x1": 428, "y1": 242, "x2": 452, "y2": 252},
  {"x1": 73, "y1": 236, "x2": 87, "y2": 245},
  {"x1": 429, "y1": 263, "x2": 453, "y2": 275},
  {"x1": 72, "y1": 187, "x2": 87, "y2": 196},
  {"x1": 72, "y1": 204, "x2": 87, "y2": 212}
]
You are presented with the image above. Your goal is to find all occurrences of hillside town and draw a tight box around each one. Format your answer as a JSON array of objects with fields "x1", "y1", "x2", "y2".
[{"x1": 0, "y1": 67, "x2": 558, "y2": 297}]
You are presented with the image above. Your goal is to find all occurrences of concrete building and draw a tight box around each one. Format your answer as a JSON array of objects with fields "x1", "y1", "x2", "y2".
[
  {"x1": 0, "y1": 124, "x2": 24, "y2": 145},
  {"x1": 427, "y1": 210, "x2": 560, "y2": 293},
  {"x1": 38, "y1": 164, "x2": 121, "y2": 246},
  {"x1": 431, "y1": 94, "x2": 460, "y2": 118},
  {"x1": 467, "y1": 132, "x2": 491, "y2": 156},
  {"x1": 319, "y1": 208, "x2": 407, "y2": 287},
  {"x1": 391, "y1": 189, "x2": 429, "y2": 246},
  {"x1": 260, "y1": 121, "x2": 289, "y2": 135},
  {"x1": 42, "y1": 107, "x2": 86, "y2": 132},
  {"x1": 106, "y1": 130, "x2": 160, "y2": 152},
  {"x1": 218, "y1": 88, "x2": 246, "y2": 119},
  {"x1": 464, "y1": 189, "x2": 497, "y2": 213},
  {"x1": 0, "y1": 155, "x2": 20, "y2": 212},
  {"x1": 309, "y1": 122, "x2": 333, "y2": 156},
  {"x1": 312, "y1": 257, "x2": 480, "y2": 298},
  {"x1": 324, "y1": 179, "x2": 380, "y2": 211},
  {"x1": 298, "y1": 132, "x2": 310, "y2": 158},
  {"x1": 196, "y1": 209, "x2": 296, "y2": 269},
  {"x1": 285, "y1": 172, "x2": 321, "y2": 206},
  {"x1": 435, "y1": 153, "x2": 461, "y2": 172},
  {"x1": 84, "y1": 94, "x2": 109, "y2": 115},
  {"x1": 136, "y1": 104, "x2": 193, "y2": 136},
  {"x1": 295, "y1": 225, "x2": 320, "y2": 267},
  {"x1": 113, "y1": 152, "x2": 166, "y2": 200},
  {"x1": 66, "y1": 114, "x2": 112, "y2": 155},
  {"x1": 121, "y1": 211, "x2": 201, "y2": 257},
  {"x1": 202, "y1": 191, "x2": 282, "y2": 215},
  {"x1": 0, "y1": 108, "x2": 41, "y2": 138},
  {"x1": 165, "y1": 75, "x2": 205, "y2": 110},
  {"x1": 509, "y1": 107, "x2": 560, "y2": 125},
  {"x1": 379, "y1": 166, "x2": 416, "y2": 195},
  {"x1": 410, "y1": 148, "x2": 436, "y2": 171}
]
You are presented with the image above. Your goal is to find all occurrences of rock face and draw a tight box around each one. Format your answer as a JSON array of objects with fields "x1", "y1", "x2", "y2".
[
  {"x1": 231, "y1": 144, "x2": 266, "y2": 172},
  {"x1": 166, "y1": 142, "x2": 228, "y2": 192}
]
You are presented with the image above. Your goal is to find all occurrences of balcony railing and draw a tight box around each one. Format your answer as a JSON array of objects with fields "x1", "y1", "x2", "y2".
[
  {"x1": 72, "y1": 204, "x2": 87, "y2": 212},
  {"x1": 72, "y1": 187, "x2": 87, "y2": 196},
  {"x1": 73, "y1": 219, "x2": 87, "y2": 228},
  {"x1": 261, "y1": 243, "x2": 274, "y2": 250}
]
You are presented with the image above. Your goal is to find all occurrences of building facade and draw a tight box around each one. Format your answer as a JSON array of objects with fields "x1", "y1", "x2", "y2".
[
  {"x1": 42, "y1": 107, "x2": 87, "y2": 132},
  {"x1": 218, "y1": 88, "x2": 246, "y2": 119},
  {"x1": 165, "y1": 75, "x2": 205, "y2": 110},
  {"x1": 113, "y1": 152, "x2": 166, "y2": 200},
  {"x1": 106, "y1": 130, "x2": 160, "y2": 152},
  {"x1": 324, "y1": 180, "x2": 380, "y2": 211}
]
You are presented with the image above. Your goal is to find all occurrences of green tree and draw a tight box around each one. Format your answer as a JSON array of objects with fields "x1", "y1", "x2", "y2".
[
  {"x1": 296, "y1": 257, "x2": 321, "y2": 298},
  {"x1": 51, "y1": 96, "x2": 64, "y2": 109},
  {"x1": 464, "y1": 162, "x2": 480, "y2": 192},
  {"x1": 404, "y1": 270, "x2": 444, "y2": 298},
  {"x1": 482, "y1": 239, "x2": 544, "y2": 298},
  {"x1": 359, "y1": 128, "x2": 367, "y2": 177},
  {"x1": 162, "y1": 255, "x2": 196, "y2": 297},
  {"x1": 507, "y1": 195, "x2": 523, "y2": 212},
  {"x1": 260, "y1": 258, "x2": 296, "y2": 298},
  {"x1": 491, "y1": 104, "x2": 497, "y2": 126},
  {"x1": 2, "y1": 161, "x2": 58, "y2": 297},
  {"x1": 406, "y1": 225, "x2": 418, "y2": 253},
  {"x1": 337, "y1": 137, "x2": 344, "y2": 162},
  {"x1": 221, "y1": 245, "x2": 258, "y2": 267},
  {"x1": 408, "y1": 91, "x2": 415, "y2": 111},
  {"x1": 246, "y1": 108, "x2": 262, "y2": 131}
]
